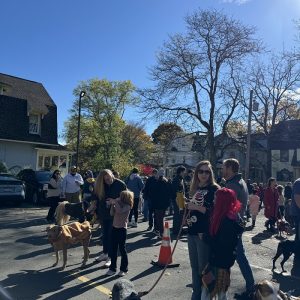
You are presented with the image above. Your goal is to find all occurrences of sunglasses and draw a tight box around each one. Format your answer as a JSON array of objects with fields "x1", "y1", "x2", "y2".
[{"x1": 198, "y1": 169, "x2": 211, "y2": 175}]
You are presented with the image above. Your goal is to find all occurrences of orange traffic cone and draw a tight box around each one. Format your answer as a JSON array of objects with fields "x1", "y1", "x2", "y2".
[
  {"x1": 158, "y1": 222, "x2": 172, "y2": 266},
  {"x1": 151, "y1": 222, "x2": 180, "y2": 268}
]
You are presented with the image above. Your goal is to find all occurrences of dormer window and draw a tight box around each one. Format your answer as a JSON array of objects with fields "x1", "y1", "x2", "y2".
[{"x1": 29, "y1": 114, "x2": 41, "y2": 134}]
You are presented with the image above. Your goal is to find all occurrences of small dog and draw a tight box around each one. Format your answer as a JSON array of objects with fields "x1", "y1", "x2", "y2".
[
  {"x1": 277, "y1": 219, "x2": 292, "y2": 237},
  {"x1": 253, "y1": 279, "x2": 299, "y2": 299},
  {"x1": 46, "y1": 221, "x2": 91, "y2": 270},
  {"x1": 272, "y1": 240, "x2": 300, "y2": 272},
  {"x1": 55, "y1": 200, "x2": 93, "y2": 225}
]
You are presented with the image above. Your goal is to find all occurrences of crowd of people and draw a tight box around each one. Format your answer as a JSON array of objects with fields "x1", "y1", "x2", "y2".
[{"x1": 44, "y1": 158, "x2": 300, "y2": 299}]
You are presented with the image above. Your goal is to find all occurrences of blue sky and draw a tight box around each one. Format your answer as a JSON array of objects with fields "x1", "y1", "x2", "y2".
[{"x1": 1, "y1": 0, "x2": 300, "y2": 142}]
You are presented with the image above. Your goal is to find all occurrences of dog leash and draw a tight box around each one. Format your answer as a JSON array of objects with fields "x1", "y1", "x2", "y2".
[{"x1": 138, "y1": 206, "x2": 189, "y2": 297}]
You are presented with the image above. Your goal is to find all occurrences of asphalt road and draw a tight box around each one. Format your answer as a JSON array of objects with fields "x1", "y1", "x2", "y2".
[{"x1": 0, "y1": 203, "x2": 300, "y2": 300}]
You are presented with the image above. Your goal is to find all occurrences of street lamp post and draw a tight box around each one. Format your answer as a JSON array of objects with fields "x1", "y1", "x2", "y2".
[
  {"x1": 245, "y1": 90, "x2": 259, "y2": 181},
  {"x1": 245, "y1": 90, "x2": 253, "y2": 181},
  {"x1": 75, "y1": 91, "x2": 86, "y2": 168}
]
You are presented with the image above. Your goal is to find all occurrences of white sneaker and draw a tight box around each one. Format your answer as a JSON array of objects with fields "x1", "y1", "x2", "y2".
[
  {"x1": 105, "y1": 269, "x2": 116, "y2": 276},
  {"x1": 104, "y1": 258, "x2": 111, "y2": 268},
  {"x1": 118, "y1": 271, "x2": 127, "y2": 277},
  {"x1": 95, "y1": 253, "x2": 108, "y2": 262}
]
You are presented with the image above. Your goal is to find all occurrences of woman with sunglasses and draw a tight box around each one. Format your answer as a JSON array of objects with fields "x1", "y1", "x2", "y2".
[
  {"x1": 46, "y1": 170, "x2": 62, "y2": 223},
  {"x1": 187, "y1": 161, "x2": 219, "y2": 300}
]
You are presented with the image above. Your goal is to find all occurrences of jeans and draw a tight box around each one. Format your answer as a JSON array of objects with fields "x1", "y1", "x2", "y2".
[
  {"x1": 154, "y1": 209, "x2": 165, "y2": 234},
  {"x1": 129, "y1": 197, "x2": 140, "y2": 223},
  {"x1": 102, "y1": 219, "x2": 113, "y2": 257},
  {"x1": 110, "y1": 227, "x2": 128, "y2": 272},
  {"x1": 188, "y1": 234, "x2": 209, "y2": 300},
  {"x1": 236, "y1": 237, "x2": 255, "y2": 291}
]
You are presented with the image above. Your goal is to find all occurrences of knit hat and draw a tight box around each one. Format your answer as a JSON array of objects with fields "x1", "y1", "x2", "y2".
[{"x1": 158, "y1": 168, "x2": 165, "y2": 177}]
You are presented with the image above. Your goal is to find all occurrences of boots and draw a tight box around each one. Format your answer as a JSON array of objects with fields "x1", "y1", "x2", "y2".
[{"x1": 252, "y1": 219, "x2": 256, "y2": 228}]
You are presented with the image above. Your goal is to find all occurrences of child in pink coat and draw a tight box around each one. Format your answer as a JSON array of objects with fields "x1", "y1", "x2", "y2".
[{"x1": 249, "y1": 190, "x2": 260, "y2": 228}]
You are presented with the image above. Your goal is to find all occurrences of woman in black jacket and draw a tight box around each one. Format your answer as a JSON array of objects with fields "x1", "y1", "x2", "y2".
[
  {"x1": 93, "y1": 169, "x2": 126, "y2": 268},
  {"x1": 201, "y1": 188, "x2": 244, "y2": 300}
]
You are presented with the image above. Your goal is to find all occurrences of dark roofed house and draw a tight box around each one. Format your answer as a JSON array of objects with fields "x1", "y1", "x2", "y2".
[
  {"x1": 269, "y1": 120, "x2": 300, "y2": 183},
  {"x1": 0, "y1": 73, "x2": 72, "y2": 176}
]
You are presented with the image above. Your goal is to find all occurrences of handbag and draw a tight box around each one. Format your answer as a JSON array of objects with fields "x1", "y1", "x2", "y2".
[{"x1": 176, "y1": 192, "x2": 185, "y2": 210}]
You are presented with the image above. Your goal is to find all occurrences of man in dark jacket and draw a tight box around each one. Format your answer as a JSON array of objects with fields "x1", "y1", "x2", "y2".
[
  {"x1": 171, "y1": 166, "x2": 186, "y2": 235},
  {"x1": 223, "y1": 158, "x2": 255, "y2": 297},
  {"x1": 143, "y1": 169, "x2": 158, "y2": 231},
  {"x1": 152, "y1": 168, "x2": 172, "y2": 237}
]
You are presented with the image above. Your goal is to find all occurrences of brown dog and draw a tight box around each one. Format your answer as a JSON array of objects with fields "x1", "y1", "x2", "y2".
[{"x1": 46, "y1": 221, "x2": 91, "y2": 270}]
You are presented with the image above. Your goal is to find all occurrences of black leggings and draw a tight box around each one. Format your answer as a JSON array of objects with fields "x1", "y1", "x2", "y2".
[
  {"x1": 129, "y1": 197, "x2": 140, "y2": 222},
  {"x1": 110, "y1": 227, "x2": 128, "y2": 272},
  {"x1": 47, "y1": 196, "x2": 60, "y2": 221}
]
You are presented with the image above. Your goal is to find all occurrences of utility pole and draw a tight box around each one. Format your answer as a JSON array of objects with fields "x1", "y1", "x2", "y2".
[
  {"x1": 75, "y1": 91, "x2": 86, "y2": 168},
  {"x1": 245, "y1": 90, "x2": 253, "y2": 181}
]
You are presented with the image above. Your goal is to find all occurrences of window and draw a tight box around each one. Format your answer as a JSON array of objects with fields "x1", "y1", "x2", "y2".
[
  {"x1": 29, "y1": 114, "x2": 40, "y2": 134},
  {"x1": 52, "y1": 156, "x2": 58, "y2": 167},
  {"x1": 38, "y1": 156, "x2": 43, "y2": 168},
  {"x1": 44, "y1": 156, "x2": 51, "y2": 168},
  {"x1": 280, "y1": 150, "x2": 289, "y2": 162}
]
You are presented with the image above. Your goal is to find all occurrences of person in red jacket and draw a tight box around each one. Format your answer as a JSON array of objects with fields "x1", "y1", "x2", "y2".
[{"x1": 264, "y1": 177, "x2": 279, "y2": 232}]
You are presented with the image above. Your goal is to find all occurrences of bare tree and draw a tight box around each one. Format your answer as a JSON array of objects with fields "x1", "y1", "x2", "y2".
[
  {"x1": 139, "y1": 9, "x2": 261, "y2": 165},
  {"x1": 249, "y1": 52, "x2": 300, "y2": 135}
]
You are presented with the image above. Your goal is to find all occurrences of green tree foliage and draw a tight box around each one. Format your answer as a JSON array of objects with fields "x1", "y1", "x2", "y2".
[
  {"x1": 152, "y1": 123, "x2": 183, "y2": 147},
  {"x1": 121, "y1": 122, "x2": 154, "y2": 164},
  {"x1": 64, "y1": 78, "x2": 153, "y2": 174}
]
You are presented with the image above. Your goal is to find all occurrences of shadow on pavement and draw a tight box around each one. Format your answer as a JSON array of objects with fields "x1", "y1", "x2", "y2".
[
  {"x1": 43, "y1": 271, "x2": 116, "y2": 300},
  {"x1": 15, "y1": 247, "x2": 53, "y2": 260},
  {"x1": 16, "y1": 234, "x2": 49, "y2": 246},
  {"x1": 126, "y1": 230, "x2": 161, "y2": 254},
  {"x1": 129, "y1": 265, "x2": 162, "y2": 281},
  {"x1": 0, "y1": 217, "x2": 48, "y2": 230},
  {"x1": 272, "y1": 271, "x2": 300, "y2": 296},
  {"x1": 1, "y1": 269, "x2": 71, "y2": 300},
  {"x1": 271, "y1": 256, "x2": 300, "y2": 296},
  {"x1": 251, "y1": 231, "x2": 274, "y2": 244}
]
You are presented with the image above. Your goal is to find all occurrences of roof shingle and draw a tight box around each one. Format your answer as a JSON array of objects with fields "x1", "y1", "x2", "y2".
[{"x1": 0, "y1": 73, "x2": 56, "y2": 114}]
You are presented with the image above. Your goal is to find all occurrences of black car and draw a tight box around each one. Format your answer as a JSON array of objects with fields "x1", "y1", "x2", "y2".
[
  {"x1": 17, "y1": 169, "x2": 52, "y2": 204},
  {"x1": 0, "y1": 174, "x2": 25, "y2": 206}
]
